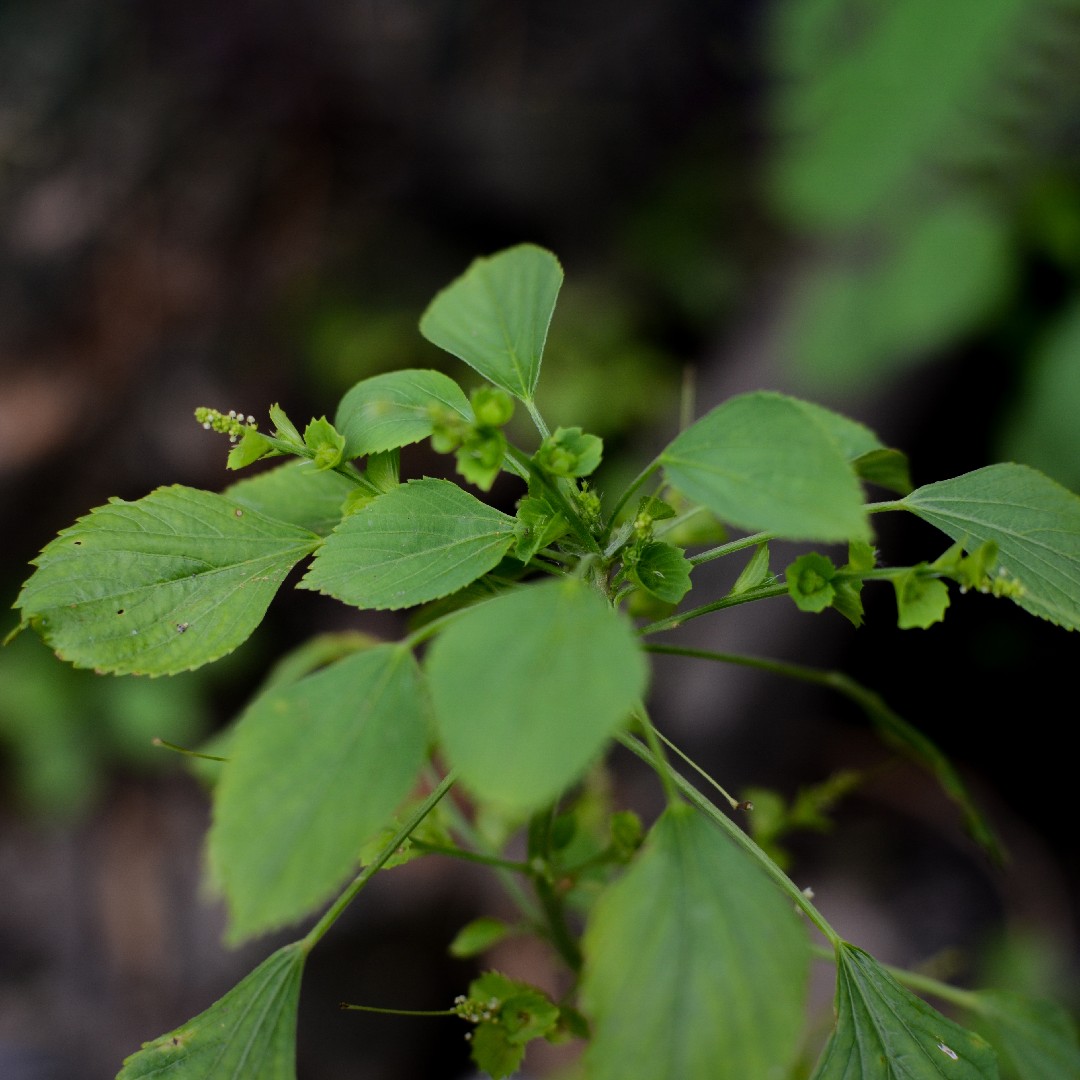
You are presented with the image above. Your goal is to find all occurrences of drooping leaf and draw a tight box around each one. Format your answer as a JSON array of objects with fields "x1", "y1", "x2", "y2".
[
  {"x1": 903, "y1": 463, "x2": 1080, "y2": 631},
  {"x1": 581, "y1": 802, "x2": 810, "y2": 1080},
  {"x1": 334, "y1": 369, "x2": 472, "y2": 460},
  {"x1": 812, "y1": 943, "x2": 999, "y2": 1079},
  {"x1": 208, "y1": 645, "x2": 430, "y2": 941},
  {"x1": 965, "y1": 988, "x2": 1080, "y2": 1080},
  {"x1": 300, "y1": 478, "x2": 516, "y2": 611},
  {"x1": 117, "y1": 943, "x2": 305, "y2": 1079},
  {"x1": 419, "y1": 244, "x2": 563, "y2": 401},
  {"x1": 225, "y1": 460, "x2": 355, "y2": 535},
  {"x1": 659, "y1": 392, "x2": 870, "y2": 542},
  {"x1": 13, "y1": 486, "x2": 319, "y2": 676},
  {"x1": 425, "y1": 579, "x2": 647, "y2": 813}
]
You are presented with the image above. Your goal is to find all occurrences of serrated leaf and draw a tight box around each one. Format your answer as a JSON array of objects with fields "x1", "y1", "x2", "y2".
[
  {"x1": 117, "y1": 943, "x2": 305, "y2": 1079},
  {"x1": 14, "y1": 486, "x2": 319, "y2": 676},
  {"x1": 334, "y1": 369, "x2": 472, "y2": 460},
  {"x1": 425, "y1": 579, "x2": 647, "y2": 813},
  {"x1": 903, "y1": 463, "x2": 1080, "y2": 630},
  {"x1": 225, "y1": 460, "x2": 355, "y2": 535},
  {"x1": 812, "y1": 943, "x2": 999, "y2": 1079},
  {"x1": 419, "y1": 244, "x2": 563, "y2": 401},
  {"x1": 965, "y1": 989, "x2": 1080, "y2": 1080},
  {"x1": 627, "y1": 541, "x2": 693, "y2": 604},
  {"x1": 300, "y1": 478, "x2": 516, "y2": 611},
  {"x1": 208, "y1": 645, "x2": 430, "y2": 941},
  {"x1": 660, "y1": 392, "x2": 870, "y2": 542},
  {"x1": 581, "y1": 802, "x2": 810, "y2": 1080}
]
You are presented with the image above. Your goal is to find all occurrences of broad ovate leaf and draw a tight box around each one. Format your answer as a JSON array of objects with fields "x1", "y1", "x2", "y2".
[
  {"x1": 581, "y1": 802, "x2": 810, "y2": 1080},
  {"x1": 13, "y1": 486, "x2": 320, "y2": 675},
  {"x1": 425, "y1": 579, "x2": 646, "y2": 813},
  {"x1": 659, "y1": 392, "x2": 870, "y2": 542},
  {"x1": 965, "y1": 989, "x2": 1080, "y2": 1080},
  {"x1": 117, "y1": 943, "x2": 304, "y2": 1079},
  {"x1": 904, "y1": 463, "x2": 1080, "y2": 630},
  {"x1": 300, "y1": 478, "x2": 516, "y2": 611},
  {"x1": 225, "y1": 460, "x2": 355, "y2": 535},
  {"x1": 812, "y1": 943, "x2": 999, "y2": 1079},
  {"x1": 419, "y1": 244, "x2": 563, "y2": 401},
  {"x1": 208, "y1": 645, "x2": 430, "y2": 941},
  {"x1": 334, "y1": 368, "x2": 472, "y2": 460}
]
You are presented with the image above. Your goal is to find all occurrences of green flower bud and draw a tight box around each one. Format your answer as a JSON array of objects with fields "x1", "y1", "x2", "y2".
[{"x1": 470, "y1": 386, "x2": 515, "y2": 428}]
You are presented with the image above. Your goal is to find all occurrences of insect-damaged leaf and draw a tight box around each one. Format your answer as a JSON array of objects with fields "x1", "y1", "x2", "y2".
[
  {"x1": 117, "y1": 943, "x2": 304, "y2": 1080},
  {"x1": 13, "y1": 485, "x2": 319, "y2": 675}
]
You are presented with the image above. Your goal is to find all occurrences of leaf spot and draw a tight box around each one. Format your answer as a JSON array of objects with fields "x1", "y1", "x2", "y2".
[
  {"x1": 176, "y1": 622, "x2": 190, "y2": 634},
  {"x1": 937, "y1": 1042, "x2": 958, "y2": 1060},
  {"x1": 234, "y1": 508, "x2": 244, "y2": 517},
  {"x1": 116, "y1": 609, "x2": 125, "y2": 616}
]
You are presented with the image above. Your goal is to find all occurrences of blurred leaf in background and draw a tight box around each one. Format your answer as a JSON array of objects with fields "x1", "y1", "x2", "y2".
[{"x1": 0, "y1": 632, "x2": 212, "y2": 819}]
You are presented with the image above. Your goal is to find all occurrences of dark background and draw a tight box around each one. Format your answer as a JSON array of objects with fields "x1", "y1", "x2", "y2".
[{"x1": 2, "y1": 2, "x2": 1079, "y2": 1077}]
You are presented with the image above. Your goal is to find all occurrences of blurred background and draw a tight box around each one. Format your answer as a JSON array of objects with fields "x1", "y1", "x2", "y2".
[{"x1": 1, "y1": 1, "x2": 1079, "y2": 1077}]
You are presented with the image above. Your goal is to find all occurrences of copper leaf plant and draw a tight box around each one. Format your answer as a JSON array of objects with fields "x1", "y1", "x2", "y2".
[{"x1": 10, "y1": 244, "x2": 1080, "y2": 1080}]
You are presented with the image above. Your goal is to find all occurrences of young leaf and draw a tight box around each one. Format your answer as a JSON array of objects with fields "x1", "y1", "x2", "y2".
[
  {"x1": 903, "y1": 463, "x2": 1080, "y2": 630},
  {"x1": 730, "y1": 542, "x2": 772, "y2": 595},
  {"x1": 208, "y1": 645, "x2": 430, "y2": 941},
  {"x1": 965, "y1": 988, "x2": 1080, "y2": 1080},
  {"x1": 659, "y1": 391, "x2": 870, "y2": 542},
  {"x1": 425, "y1": 579, "x2": 647, "y2": 813},
  {"x1": 626, "y1": 541, "x2": 693, "y2": 605},
  {"x1": 449, "y1": 917, "x2": 515, "y2": 959},
  {"x1": 580, "y1": 802, "x2": 810, "y2": 1080},
  {"x1": 300, "y1": 478, "x2": 516, "y2": 611},
  {"x1": 13, "y1": 486, "x2": 320, "y2": 676},
  {"x1": 334, "y1": 369, "x2": 472, "y2": 460},
  {"x1": 419, "y1": 244, "x2": 564, "y2": 401},
  {"x1": 812, "y1": 943, "x2": 999, "y2": 1079},
  {"x1": 116, "y1": 943, "x2": 305, "y2": 1079},
  {"x1": 225, "y1": 460, "x2": 356, "y2": 535}
]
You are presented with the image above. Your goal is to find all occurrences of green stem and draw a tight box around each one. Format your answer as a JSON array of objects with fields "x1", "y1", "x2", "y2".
[
  {"x1": 634, "y1": 706, "x2": 680, "y2": 807},
  {"x1": 654, "y1": 728, "x2": 739, "y2": 810},
  {"x1": 638, "y1": 582, "x2": 790, "y2": 636},
  {"x1": 524, "y1": 397, "x2": 551, "y2": 439},
  {"x1": 603, "y1": 460, "x2": 661, "y2": 541},
  {"x1": 301, "y1": 772, "x2": 456, "y2": 955},
  {"x1": 534, "y1": 875, "x2": 583, "y2": 974},
  {"x1": 409, "y1": 839, "x2": 533, "y2": 875},
  {"x1": 340, "y1": 1004, "x2": 458, "y2": 1017},
  {"x1": 687, "y1": 531, "x2": 773, "y2": 567},
  {"x1": 616, "y1": 731, "x2": 841, "y2": 946}
]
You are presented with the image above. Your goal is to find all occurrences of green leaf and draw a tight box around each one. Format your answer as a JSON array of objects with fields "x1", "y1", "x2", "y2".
[
  {"x1": 581, "y1": 802, "x2": 810, "y2": 1080},
  {"x1": 300, "y1": 478, "x2": 516, "y2": 611},
  {"x1": 13, "y1": 486, "x2": 319, "y2": 676},
  {"x1": 659, "y1": 392, "x2": 870, "y2": 542},
  {"x1": 208, "y1": 645, "x2": 430, "y2": 941},
  {"x1": 512, "y1": 495, "x2": 569, "y2": 562},
  {"x1": 730, "y1": 542, "x2": 772, "y2": 595},
  {"x1": 425, "y1": 579, "x2": 647, "y2": 813},
  {"x1": 224, "y1": 460, "x2": 355, "y2": 535},
  {"x1": 893, "y1": 570, "x2": 951, "y2": 629},
  {"x1": 419, "y1": 244, "x2": 564, "y2": 401},
  {"x1": 856, "y1": 449, "x2": 914, "y2": 497},
  {"x1": 965, "y1": 989, "x2": 1080, "y2": 1080},
  {"x1": 334, "y1": 369, "x2": 472, "y2": 460},
  {"x1": 302, "y1": 416, "x2": 346, "y2": 470},
  {"x1": 626, "y1": 541, "x2": 693, "y2": 605},
  {"x1": 812, "y1": 943, "x2": 999, "y2": 1079},
  {"x1": 117, "y1": 943, "x2": 305, "y2": 1079},
  {"x1": 535, "y1": 426, "x2": 604, "y2": 478},
  {"x1": 449, "y1": 917, "x2": 515, "y2": 959},
  {"x1": 903, "y1": 463, "x2": 1080, "y2": 630}
]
